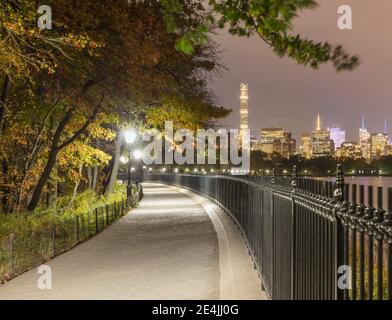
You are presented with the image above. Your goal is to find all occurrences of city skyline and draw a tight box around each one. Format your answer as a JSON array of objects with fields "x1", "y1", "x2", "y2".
[
  {"x1": 232, "y1": 82, "x2": 390, "y2": 144},
  {"x1": 210, "y1": 0, "x2": 392, "y2": 143},
  {"x1": 235, "y1": 80, "x2": 391, "y2": 160},
  {"x1": 238, "y1": 87, "x2": 390, "y2": 143},
  {"x1": 249, "y1": 110, "x2": 391, "y2": 160}
]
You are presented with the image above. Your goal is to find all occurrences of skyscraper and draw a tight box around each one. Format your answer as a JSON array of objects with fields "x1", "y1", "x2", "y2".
[
  {"x1": 281, "y1": 132, "x2": 296, "y2": 159},
  {"x1": 327, "y1": 126, "x2": 345, "y2": 150},
  {"x1": 311, "y1": 114, "x2": 333, "y2": 158},
  {"x1": 369, "y1": 133, "x2": 389, "y2": 160},
  {"x1": 300, "y1": 134, "x2": 312, "y2": 159},
  {"x1": 257, "y1": 128, "x2": 296, "y2": 158},
  {"x1": 384, "y1": 118, "x2": 390, "y2": 143},
  {"x1": 359, "y1": 115, "x2": 371, "y2": 159},
  {"x1": 258, "y1": 127, "x2": 284, "y2": 156},
  {"x1": 239, "y1": 83, "x2": 249, "y2": 147},
  {"x1": 335, "y1": 142, "x2": 362, "y2": 159}
]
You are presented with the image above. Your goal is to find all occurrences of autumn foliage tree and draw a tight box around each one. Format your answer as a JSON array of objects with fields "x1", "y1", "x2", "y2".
[
  {"x1": 0, "y1": 0, "x2": 358, "y2": 213},
  {"x1": 0, "y1": 0, "x2": 231, "y2": 212}
]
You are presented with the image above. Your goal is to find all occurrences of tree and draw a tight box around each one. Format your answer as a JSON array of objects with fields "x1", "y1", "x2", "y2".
[
  {"x1": 1, "y1": 0, "x2": 360, "y2": 213},
  {"x1": 0, "y1": 0, "x2": 98, "y2": 134},
  {"x1": 23, "y1": 0, "x2": 230, "y2": 210},
  {"x1": 146, "y1": 95, "x2": 230, "y2": 131},
  {"x1": 163, "y1": 0, "x2": 359, "y2": 71}
]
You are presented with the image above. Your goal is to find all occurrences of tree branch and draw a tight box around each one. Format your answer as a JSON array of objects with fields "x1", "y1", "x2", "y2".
[{"x1": 58, "y1": 94, "x2": 104, "y2": 150}]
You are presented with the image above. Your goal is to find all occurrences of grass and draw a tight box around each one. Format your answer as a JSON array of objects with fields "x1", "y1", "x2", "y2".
[{"x1": 0, "y1": 183, "x2": 127, "y2": 237}]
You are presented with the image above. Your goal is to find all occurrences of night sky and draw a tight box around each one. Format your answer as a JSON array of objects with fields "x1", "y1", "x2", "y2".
[{"x1": 209, "y1": 0, "x2": 392, "y2": 143}]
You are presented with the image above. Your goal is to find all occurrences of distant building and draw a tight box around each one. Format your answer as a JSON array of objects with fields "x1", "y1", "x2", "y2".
[
  {"x1": 300, "y1": 134, "x2": 312, "y2": 159},
  {"x1": 359, "y1": 128, "x2": 371, "y2": 159},
  {"x1": 239, "y1": 83, "x2": 249, "y2": 149},
  {"x1": 258, "y1": 127, "x2": 295, "y2": 158},
  {"x1": 369, "y1": 133, "x2": 389, "y2": 160},
  {"x1": 259, "y1": 127, "x2": 284, "y2": 156},
  {"x1": 281, "y1": 132, "x2": 296, "y2": 159},
  {"x1": 250, "y1": 135, "x2": 259, "y2": 150},
  {"x1": 388, "y1": 145, "x2": 392, "y2": 156},
  {"x1": 327, "y1": 126, "x2": 345, "y2": 150},
  {"x1": 311, "y1": 114, "x2": 333, "y2": 158},
  {"x1": 335, "y1": 142, "x2": 362, "y2": 159},
  {"x1": 359, "y1": 115, "x2": 371, "y2": 159}
]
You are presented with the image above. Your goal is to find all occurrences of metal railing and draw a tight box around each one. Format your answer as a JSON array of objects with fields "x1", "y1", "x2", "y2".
[
  {"x1": 0, "y1": 188, "x2": 143, "y2": 284},
  {"x1": 138, "y1": 165, "x2": 392, "y2": 300}
]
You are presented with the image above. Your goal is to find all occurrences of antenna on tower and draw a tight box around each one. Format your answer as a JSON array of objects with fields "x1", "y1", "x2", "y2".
[
  {"x1": 384, "y1": 118, "x2": 388, "y2": 134},
  {"x1": 316, "y1": 114, "x2": 321, "y2": 131},
  {"x1": 361, "y1": 114, "x2": 365, "y2": 130}
]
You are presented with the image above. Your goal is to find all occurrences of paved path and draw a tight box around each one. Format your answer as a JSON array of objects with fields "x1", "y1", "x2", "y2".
[{"x1": 0, "y1": 183, "x2": 264, "y2": 300}]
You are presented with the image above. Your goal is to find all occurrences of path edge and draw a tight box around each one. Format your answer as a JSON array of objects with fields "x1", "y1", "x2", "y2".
[{"x1": 168, "y1": 185, "x2": 265, "y2": 300}]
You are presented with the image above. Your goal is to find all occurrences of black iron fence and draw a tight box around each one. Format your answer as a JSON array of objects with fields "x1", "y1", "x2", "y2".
[
  {"x1": 139, "y1": 165, "x2": 392, "y2": 300},
  {"x1": 0, "y1": 189, "x2": 143, "y2": 284}
]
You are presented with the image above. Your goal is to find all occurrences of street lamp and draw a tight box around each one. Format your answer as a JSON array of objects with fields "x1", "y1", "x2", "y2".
[
  {"x1": 133, "y1": 149, "x2": 142, "y2": 160},
  {"x1": 120, "y1": 155, "x2": 128, "y2": 165},
  {"x1": 123, "y1": 128, "x2": 138, "y2": 198},
  {"x1": 123, "y1": 129, "x2": 137, "y2": 144}
]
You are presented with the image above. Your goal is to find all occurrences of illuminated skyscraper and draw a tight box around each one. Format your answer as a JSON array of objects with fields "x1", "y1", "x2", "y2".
[
  {"x1": 300, "y1": 134, "x2": 312, "y2": 159},
  {"x1": 359, "y1": 115, "x2": 371, "y2": 159},
  {"x1": 384, "y1": 118, "x2": 390, "y2": 143},
  {"x1": 369, "y1": 133, "x2": 389, "y2": 160},
  {"x1": 282, "y1": 132, "x2": 296, "y2": 159},
  {"x1": 239, "y1": 83, "x2": 249, "y2": 145},
  {"x1": 258, "y1": 128, "x2": 296, "y2": 158},
  {"x1": 335, "y1": 142, "x2": 362, "y2": 159},
  {"x1": 311, "y1": 114, "x2": 333, "y2": 158},
  {"x1": 259, "y1": 128, "x2": 284, "y2": 155},
  {"x1": 327, "y1": 126, "x2": 345, "y2": 150}
]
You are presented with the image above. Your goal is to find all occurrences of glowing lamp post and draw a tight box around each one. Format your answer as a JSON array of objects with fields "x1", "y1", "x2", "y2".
[{"x1": 123, "y1": 129, "x2": 138, "y2": 198}]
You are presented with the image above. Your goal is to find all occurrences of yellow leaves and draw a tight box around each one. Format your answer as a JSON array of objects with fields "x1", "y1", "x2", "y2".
[
  {"x1": 87, "y1": 114, "x2": 117, "y2": 141},
  {"x1": 61, "y1": 33, "x2": 103, "y2": 52},
  {"x1": 0, "y1": 1, "x2": 102, "y2": 79},
  {"x1": 145, "y1": 96, "x2": 226, "y2": 132},
  {"x1": 59, "y1": 141, "x2": 111, "y2": 180}
]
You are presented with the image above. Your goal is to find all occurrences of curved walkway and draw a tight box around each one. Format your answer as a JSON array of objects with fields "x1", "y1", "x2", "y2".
[{"x1": 0, "y1": 183, "x2": 265, "y2": 300}]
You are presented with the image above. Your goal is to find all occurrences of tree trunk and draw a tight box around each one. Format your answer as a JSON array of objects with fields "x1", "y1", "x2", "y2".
[
  {"x1": 46, "y1": 180, "x2": 57, "y2": 211},
  {"x1": 87, "y1": 167, "x2": 92, "y2": 189},
  {"x1": 0, "y1": 76, "x2": 11, "y2": 211},
  {"x1": 26, "y1": 87, "x2": 102, "y2": 212},
  {"x1": 1, "y1": 158, "x2": 9, "y2": 213},
  {"x1": 0, "y1": 75, "x2": 11, "y2": 135},
  {"x1": 105, "y1": 134, "x2": 122, "y2": 197},
  {"x1": 27, "y1": 146, "x2": 58, "y2": 211},
  {"x1": 46, "y1": 164, "x2": 58, "y2": 212},
  {"x1": 100, "y1": 157, "x2": 114, "y2": 195},
  {"x1": 91, "y1": 165, "x2": 98, "y2": 191},
  {"x1": 64, "y1": 164, "x2": 83, "y2": 211}
]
